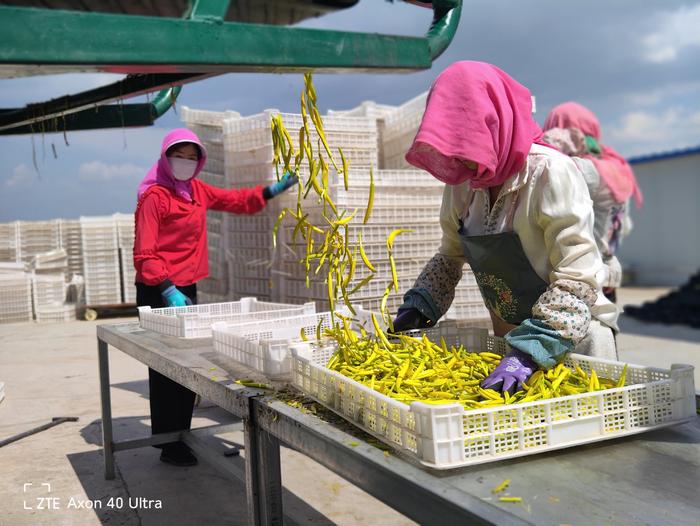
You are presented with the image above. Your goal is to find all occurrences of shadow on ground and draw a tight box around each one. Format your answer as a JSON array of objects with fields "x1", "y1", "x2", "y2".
[
  {"x1": 72, "y1": 413, "x2": 334, "y2": 525},
  {"x1": 618, "y1": 313, "x2": 700, "y2": 344}
]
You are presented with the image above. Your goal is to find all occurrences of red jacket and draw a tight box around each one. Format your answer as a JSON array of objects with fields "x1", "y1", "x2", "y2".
[{"x1": 134, "y1": 180, "x2": 266, "y2": 286}]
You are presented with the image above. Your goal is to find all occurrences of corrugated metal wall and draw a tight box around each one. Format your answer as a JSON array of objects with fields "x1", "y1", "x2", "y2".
[{"x1": 618, "y1": 152, "x2": 700, "y2": 286}]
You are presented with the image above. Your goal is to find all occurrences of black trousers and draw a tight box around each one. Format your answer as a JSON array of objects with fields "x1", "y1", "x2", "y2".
[{"x1": 136, "y1": 282, "x2": 198, "y2": 446}]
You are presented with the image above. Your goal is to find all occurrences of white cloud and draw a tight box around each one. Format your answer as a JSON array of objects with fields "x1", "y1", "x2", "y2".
[
  {"x1": 642, "y1": 4, "x2": 700, "y2": 63},
  {"x1": 78, "y1": 161, "x2": 145, "y2": 181},
  {"x1": 4, "y1": 164, "x2": 35, "y2": 187},
  {"x1": 607, "y1": 107, "x2": 700, "y2": 156}
]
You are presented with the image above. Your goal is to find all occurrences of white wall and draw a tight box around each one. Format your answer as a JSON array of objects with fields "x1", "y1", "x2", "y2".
[{"x1": 618, "y1": 152, "x2": 700, "y2": 286}]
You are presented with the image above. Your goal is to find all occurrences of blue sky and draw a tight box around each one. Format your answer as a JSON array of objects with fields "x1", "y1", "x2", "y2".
[{"x1": 2, "y1": 0, "x2": 700, "y2": 221}]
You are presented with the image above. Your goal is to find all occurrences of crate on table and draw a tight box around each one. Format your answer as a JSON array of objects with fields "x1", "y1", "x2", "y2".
[
  {"x1": 212, "y1": 307, "x2": 372, "y2": 379},
  {"x1": 290, "y1": 322, "x2": 696, "y2": 469},
  {"x1": 138, "y1": 297, "x2": 315, "y2": 338}
]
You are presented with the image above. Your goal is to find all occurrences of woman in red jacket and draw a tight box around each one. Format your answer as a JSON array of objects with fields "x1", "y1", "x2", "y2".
[{"x1": 134, "y1": 128, "x2": 296, "y2": 466}]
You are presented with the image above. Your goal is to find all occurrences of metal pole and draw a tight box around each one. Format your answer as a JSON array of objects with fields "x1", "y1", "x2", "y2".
[
  {"x1": 256, "y1": 428, "x2": 283, "y2": 526},
  {"x1": 98, "y1": 338, "x2": 115, "y2": 480},
  {"x1": 244, "y1": 417, "x2": 262, "y2": 526}
]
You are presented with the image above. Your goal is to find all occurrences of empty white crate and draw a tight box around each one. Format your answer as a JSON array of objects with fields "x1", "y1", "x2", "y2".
[
  {"x1": 139, "y1": 298, "x2": 316, "y2": 338},
  {"x1": 211, "y1": 308, "x2": 375, "y2": 379},
  {"x1": 290, "y1": 322, "x2": 696, "y2": 469}
]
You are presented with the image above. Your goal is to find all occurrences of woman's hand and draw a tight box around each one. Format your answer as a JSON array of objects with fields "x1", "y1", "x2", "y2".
[
  {"x1": 391, "y1": 308, "x2": 433, "y2": 333},
  {"x1": 264, "y1": 171, "x2": 299, "y2": 199},
  {"x1": 161, "y1": 286, "x2": 193, "y2": 307},
  {"x1": 481, "y1": 349, "x2": 537, "y2": 394}
]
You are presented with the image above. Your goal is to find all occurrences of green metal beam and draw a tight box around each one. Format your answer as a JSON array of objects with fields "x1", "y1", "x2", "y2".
[
  {"x1": 0, "y1": 76, "x2": 196, "y2": 133},
  {"x1": 428, "y1": 0, "x2": 462, "y2": 60},
  {"x1": 0, "y1": 2, "x2": 462, "y2": 73},
  {"x1": 0, "y1": 86, "x2": 182, "y2": 135}
]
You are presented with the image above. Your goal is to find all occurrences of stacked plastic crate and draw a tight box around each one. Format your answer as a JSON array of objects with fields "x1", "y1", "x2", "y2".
[
  {"x1": 0, "y1": 269, "x2": 33, "y2": 324},
  {"x1": 380, "y1": 92, "x2": 428, "y2": 170},
  {"x1": 113, "y1": 213, "x2": 136, "y2": 303},
  {"x1": 31, "y1": 249, "x2": 75, "y2": 322},
  {"x1": 378, "y1": 95, "x2": 490, "y2": 325},
  {"x1": 222, "y1": 110, "x2": 378, "y2": 302},
  {"x1": 59, "y1": 219, "x2": 84, "y2": 279},
  {"x1": 17, "y1": 220, "x2": 61, "y2": 264},
  {"x1": 181, "y1": 106, "x2": 241, "y2": 303},
  {"x1": 80, "y1": 216, "x2": 122, "y2": 305},
  {"x1": 274, "y1": 168, "x2": 442, "y2": 314},
  {"x1": 0, "y1": 222, "x2": 19, "y2": 262}
]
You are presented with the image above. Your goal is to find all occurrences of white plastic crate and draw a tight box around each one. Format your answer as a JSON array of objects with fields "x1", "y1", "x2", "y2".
[
  {"x1": 35, "y1": 303, "x2": 76, "y2": 323},
  {"x1": 224, "y1": 110, "x2": 376, "y2": 138},
  {"x1": 444, "y1": 301, "x2": 490, "y2": 320},
  {"x1": 32, "y1": 273, "x2": 66, "y2": 306},
  {"x1": 207, "y1": 142, "x2": 224, "y2": 162},
  {"x1": 138, "y1": 298, "x2": 315, "y2": 338},
  {"x1": 227, "y1": 143, "x2": 377, "y2": 170},
  {"x1": 278, "y1": 275, "x2": 416, "y2": 302},
  {"x1": 230, "y1": 277, "x2": 274, "y2": 297},
  {"x1": 267, "y1": 202, "x2": 440, "y2": 228},
  {"x1": 382, "y1": 152, "x2": 412, "y2": 170},
  {"x1": 0, "y1": 272, "x2": 33, "y2": 323},
  {"x1": 282, "y1": 222, "x2": 442, "y2": 248},
  {"x1": 0, "y1": 222, "x2": 20, "y2": 261},
  {"x1": 328, "y1": 100, "x2": 398, "y2": 120},
  {"x1": 382, "y1": 92, "x2": 427, "y2": 141},
  {"x1": 290, "y1": 323, "x2": 696, "y2": 469},
  {"x1": 181, "y1": 106, "x2": 240, "y2": 127},
  {"x1": 203, "y1": 156, "x2": 225, "y2": 175},
  {"x1": 452, "y1": 284, "x2": 484, "y2": 304},
  {"x1": 283, "y1": 238, "x2": 439, "y2": 263},
  {"x1": 212, "y1": 309, "x2": 365, "y2": 379}
]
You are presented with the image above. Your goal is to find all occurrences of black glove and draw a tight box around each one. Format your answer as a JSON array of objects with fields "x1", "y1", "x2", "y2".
[{"x1": 391, "y1": 308, "x2": 433, "y2": 333}]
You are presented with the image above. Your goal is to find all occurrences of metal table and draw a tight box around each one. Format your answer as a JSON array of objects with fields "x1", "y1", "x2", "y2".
[{"x1": 97, "y1": 322, "x2": 700, "y2": 526}]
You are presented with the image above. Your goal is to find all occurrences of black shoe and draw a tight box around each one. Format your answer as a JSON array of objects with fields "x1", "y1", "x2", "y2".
[{"x1": 160, "y1": 442, "x2": 198, "y2": 467}]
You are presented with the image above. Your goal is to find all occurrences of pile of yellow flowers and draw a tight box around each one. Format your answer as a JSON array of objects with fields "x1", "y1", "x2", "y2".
[{"x1": 321, "y1": 314, "x2": 627, "y2": 409}]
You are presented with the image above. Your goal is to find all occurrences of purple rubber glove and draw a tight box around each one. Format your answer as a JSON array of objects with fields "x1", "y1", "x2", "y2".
[{"x1": 481, "y1": 349, "x2": 537, "y2": 394}]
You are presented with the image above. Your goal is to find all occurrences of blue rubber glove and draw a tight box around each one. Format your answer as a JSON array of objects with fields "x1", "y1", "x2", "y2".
[
  {"x1": 161, "y1": 286, "x2": 193, "y2": 307},
  {"x1": 265, "y1": 171, "x2": 299, "y2": 199},
  {"x1": 481, "y1": 349, "x2": 538, "y2": 394}
]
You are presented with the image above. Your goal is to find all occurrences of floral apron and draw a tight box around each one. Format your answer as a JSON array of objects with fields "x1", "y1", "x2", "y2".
[{"x1": 458, "y1": 189, "x2": 548, "y2": 336}]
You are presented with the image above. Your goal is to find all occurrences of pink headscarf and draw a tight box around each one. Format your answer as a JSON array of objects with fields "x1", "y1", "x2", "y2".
[
  {"x1": 137, "y1": 128, "x2": 208, "y2": 202},
  {"x1": 544, "y1": 102, "x2": 642, "y2": 207},
  {"x1": 405, "y1": 61, "x2": 545, "y2": 189}
]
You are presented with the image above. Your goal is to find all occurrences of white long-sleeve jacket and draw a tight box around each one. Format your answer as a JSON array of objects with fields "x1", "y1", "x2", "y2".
[{"x1": 411, "y1": 144, "x2": 619, "y2": 339}]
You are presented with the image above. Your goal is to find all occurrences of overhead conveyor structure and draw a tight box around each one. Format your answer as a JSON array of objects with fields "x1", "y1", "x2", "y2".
[{"x1": 0, "y1": 0, "x2": 462, "y2": 134}]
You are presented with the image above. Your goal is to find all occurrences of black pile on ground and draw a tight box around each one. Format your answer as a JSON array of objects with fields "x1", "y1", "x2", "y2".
[{"x1": 624, "y1": 271, "x2": 700, "y2": 328}]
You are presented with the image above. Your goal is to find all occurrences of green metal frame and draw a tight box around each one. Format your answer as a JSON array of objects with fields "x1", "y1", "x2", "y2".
[
  {"x1": 0, "y1": 0, "x2": 461, "y2": 73},
  {"x1": 0, "y1": 0, "x2": 462, "y2": 134},
  {"x1": 0, "y1": 86, "x2": 183, "y2": 135}
]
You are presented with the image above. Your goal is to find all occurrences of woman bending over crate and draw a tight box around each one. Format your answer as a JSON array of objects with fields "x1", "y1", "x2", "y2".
[
  {"x1": 542, "y1": 102, "x2": 642, "y2": 304},
  {"x1": 133, "y1": 128, "x2": 297, "y2": 466},
  {"x1": 392, "y1": 61, "x2": 619, "y2": 395}
]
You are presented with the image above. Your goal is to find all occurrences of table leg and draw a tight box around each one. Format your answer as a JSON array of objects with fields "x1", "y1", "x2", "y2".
[
  {"x1": 244, "y1": 417, "x2": 261, "y2": 525},
  {"x1": 244, "y1": 401, "x2": 284, "y2": 526},
  {"x1": 257, "y1": 427, "x2": 283, "y2": 526},
  {"x1": 98, "y1": 338, "x2": 115, "y2": 480}
]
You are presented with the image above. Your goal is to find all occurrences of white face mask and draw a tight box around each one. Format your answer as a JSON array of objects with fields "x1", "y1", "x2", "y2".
[{"x1": 168, "y1": 157, "x2": 198, "y2": 181}]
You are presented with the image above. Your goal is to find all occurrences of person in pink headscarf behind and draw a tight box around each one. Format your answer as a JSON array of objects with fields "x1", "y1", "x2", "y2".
[
  {"x1": 133, "y1": 128, "x2": 297, "y2": 466},
  {"x1": 392, "y1": 61, "x2": 619, "y2": 394},
  {"x1": 543, "y1": 102, "x2": 642, "y2": 303}
]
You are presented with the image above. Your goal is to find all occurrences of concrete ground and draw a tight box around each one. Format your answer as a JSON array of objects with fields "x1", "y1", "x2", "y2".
[{"x1": 0, "y1": 287, "x2": 698, "y2": 526}]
